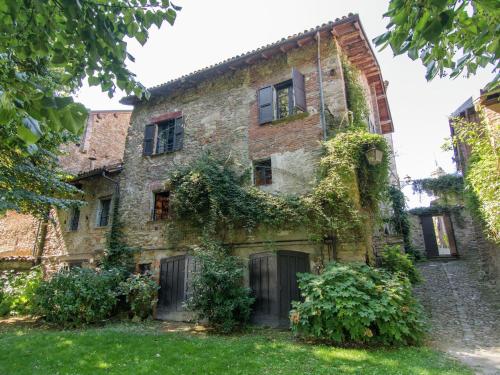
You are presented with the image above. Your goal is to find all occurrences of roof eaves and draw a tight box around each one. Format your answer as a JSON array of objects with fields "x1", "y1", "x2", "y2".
[{"x1": 120, "y1": 14, "x2": 359, "y2": 105}]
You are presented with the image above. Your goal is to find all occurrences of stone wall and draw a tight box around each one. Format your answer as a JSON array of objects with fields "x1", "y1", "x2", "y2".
[
  {"x1": 0, "y1": 212, "x2": 39, "y2": 257},
  {"x1": 0, "y1": 111, "x2": 130, "y2": 269},
  {"x1": 119, "y1": 35, "x2": 386, "y2": 273},
  {"x1": 410, "y1": 209, "x2": 500, "y2": 281},
  {"x1": 40, "y1": 174, "x2": 118, "y2": 269},
  {"x1": 59, "y1": 111, "x2": 131, "y2": 174}
]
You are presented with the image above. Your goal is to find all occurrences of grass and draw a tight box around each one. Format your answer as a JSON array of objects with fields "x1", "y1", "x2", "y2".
[{"x1": 0, "y1": 320, "x2": 472, "y2": 375}]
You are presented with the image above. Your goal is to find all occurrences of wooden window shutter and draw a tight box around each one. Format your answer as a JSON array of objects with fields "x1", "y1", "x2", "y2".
[
  {"x1": 173, "y1": 117, "x2": 184, "y2": 151},
  {"x1": 292, "y1": 68, "x2": 306, "y2": 112},
  {"x1": 143, "y1": 124, "x2": 155, "y2": 156},
  {"x1": 258, "y1": 86, "x2": 274, "y2": 124}
]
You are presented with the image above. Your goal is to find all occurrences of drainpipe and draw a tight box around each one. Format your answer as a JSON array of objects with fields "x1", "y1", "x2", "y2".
[
  {"x1": 102, "y1": 171, "x2": 120, "y2": 195},
  {"x1": 316, "y1": 31, "x2": 327, "y2": 141}
]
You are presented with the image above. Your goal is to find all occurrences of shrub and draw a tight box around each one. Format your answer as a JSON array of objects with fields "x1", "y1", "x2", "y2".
[
  {"x1": 0, "y1": 267, "x2": 42, "y2": 316},
  {"x1": 33, "y1": 267, "x2": 122, "y2": 327},
  {"x1": 186, "y1": 243, "x2": 254, "y2": 333},
  {"x1": 290, "y1": 262, "x2": 425, "y2": 346},
  {"x1": 380, "y1": 245, "x2": 422, "y2": 284},
  {"x1": 118, "y1": 272, "x2": 158, "y2": 320}
]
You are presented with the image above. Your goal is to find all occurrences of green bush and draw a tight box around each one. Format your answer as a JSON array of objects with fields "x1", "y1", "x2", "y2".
[
  {"x1": 380, "y1": 245, "x2": 422, "y2": 284},
  {"x1": 186, "y1": 243, "x2": 254, "y2": 333},
  {"x1": 33, "y1": 267, "x2": 122, "y2": 327},
  {"x1": 0, "y1": 267, "x2": 42, "y2": 316},
  {"x1": 290, "y1": 262, "x2": 425, "y2": 346},
  {"x1": 118, "y1": 272, "x2": 158, "y2": 320}
]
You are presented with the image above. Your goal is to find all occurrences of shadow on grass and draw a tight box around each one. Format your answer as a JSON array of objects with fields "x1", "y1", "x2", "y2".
[{"x1": 0, "y1": 320, "x2": 473, "y2": 375}]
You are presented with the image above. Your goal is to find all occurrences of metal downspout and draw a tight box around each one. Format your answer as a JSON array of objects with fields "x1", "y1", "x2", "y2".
[{"x1": 316, "y1": 31, "x2": 327, "y2": 141}]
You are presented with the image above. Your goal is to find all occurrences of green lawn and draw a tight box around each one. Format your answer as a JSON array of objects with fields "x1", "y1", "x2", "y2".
[{"x1": 0, "y1": 321, "x2": 471, "y2": 375}]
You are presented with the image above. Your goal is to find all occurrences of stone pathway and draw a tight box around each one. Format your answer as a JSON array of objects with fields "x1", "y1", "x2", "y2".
[{"x1": 414, "y1": 260, "x2": 500, "y2": 374}]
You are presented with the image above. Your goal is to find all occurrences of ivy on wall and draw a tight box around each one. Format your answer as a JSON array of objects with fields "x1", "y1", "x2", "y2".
[
  {"x1": 412, "y1": 174, "x2": 464, "y2": 205},
  {"x1": 451, "y1": 109, "x2": 499, "y2": 243},
  {"x1": 166, "y1": 131, "x2": 389, "y2": 251},
  {"x1": 343, "y1": 59, "x2": 370, "y2": 131},
  {"x1": 387, "y1": 186, "x2": 412, "y2": 252}
]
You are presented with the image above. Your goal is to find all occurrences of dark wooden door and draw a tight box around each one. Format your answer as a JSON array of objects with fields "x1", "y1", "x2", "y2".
[
  {"x1": 442, "y1": 215, "x2": 458, "y2": 256},
  {"x1": 158, "y1": 255, "x2": 186, "y2": 313},
  {"x1": 277, "y1": 251, "x2": 309, "y2": 322},
  {"x1": 249, "y1": 251, "x2": 309, "y2": 326},
  {"x1": 249, "y1": 252, "x2": 278, "y2": 326},
  {"x1": 421, "y1": 215, "x2": 439, "y2": 257}
]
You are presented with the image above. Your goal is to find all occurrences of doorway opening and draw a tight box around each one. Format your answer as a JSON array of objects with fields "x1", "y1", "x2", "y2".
[{"x1": 420, "y1": 214, "x2": 458, "y2": 258}]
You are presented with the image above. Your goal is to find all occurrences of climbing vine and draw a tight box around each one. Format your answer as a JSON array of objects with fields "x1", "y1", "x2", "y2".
[
  {"x1": 342, "y1": 59, "x2": 370, "y2": 131},
  {"x1": 451, "y1": 109, "x2": 500, "y2": 243},
  {"x1": 166, "y1": 131, "x2": 389, "y2": 249},
  {"x1": 412, "y1": 174, "x2": 464, "y2": 204},
  {"x1": 387, "y1": 186, "x2": 412, "y2": 252},
  {"x1": 101, "y1": 195, "x2": 137, "y2": 273}
]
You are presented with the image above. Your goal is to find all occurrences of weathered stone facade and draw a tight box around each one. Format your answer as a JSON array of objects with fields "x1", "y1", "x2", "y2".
[
  {"x1": 0, "y1": 111, "x2": 131, "y2": 270},
  {"x1": 118, "y1": 17, "x2": 397, "y2": 289}
]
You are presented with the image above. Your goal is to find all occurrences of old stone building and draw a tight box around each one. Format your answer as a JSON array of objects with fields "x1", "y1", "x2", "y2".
[
  {"x1": 117, "y1": 14, "x2": 398, "y2": 321},
  {"x1": 0, "y1": 110, "x2": 132, "y2": 271}
]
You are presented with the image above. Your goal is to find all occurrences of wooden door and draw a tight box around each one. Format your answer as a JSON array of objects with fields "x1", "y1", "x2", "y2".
[
  {"x1": 249, "y1": 251, "x2": 310, "y2": 326},
  {"x1": 277, "y1": 251, "x2": 309, "y2": 322},
  {"x1": 249, "y1": 252, "x2": 278, "y2": 326},
  {"x1": 421, "y1": 216, "x2": 439, "y2": 257},
  {"x1": 158, "y1": 255, "x2": 186, "y2": 313}
]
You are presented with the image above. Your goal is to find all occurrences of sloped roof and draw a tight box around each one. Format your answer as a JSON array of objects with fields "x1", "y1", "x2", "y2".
[{"x1": 121, "y1": 14, "x2": 394, "y2": 133}]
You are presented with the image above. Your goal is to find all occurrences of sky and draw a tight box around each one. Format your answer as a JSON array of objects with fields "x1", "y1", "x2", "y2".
[{"x1": 75, "y1": 0, "x2": 495, "y2": 208}]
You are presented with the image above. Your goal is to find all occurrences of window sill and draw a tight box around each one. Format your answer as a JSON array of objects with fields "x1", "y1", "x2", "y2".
[{"x1": 268, "y1": 111, "x2": 309, "y2": 126}]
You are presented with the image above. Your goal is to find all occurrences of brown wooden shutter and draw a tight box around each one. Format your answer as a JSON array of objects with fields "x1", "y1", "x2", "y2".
[
  {"x1": 258, "y1": 86, "x2": 274, "y2": 124},
  {"x1": 173, "y1": 117, "x2": 184, "y2": 151},
  {"x1": 292, "y1": 68, "x2": 306, "y2": 112},
  {"x1": 143, "y1": 124, "x2": 155, "y2": 156}
]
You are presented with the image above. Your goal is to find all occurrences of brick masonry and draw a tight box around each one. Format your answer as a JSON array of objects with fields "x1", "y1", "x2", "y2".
[{"x1": 0, "y1": 111, "x2": 131, "y2": 270}]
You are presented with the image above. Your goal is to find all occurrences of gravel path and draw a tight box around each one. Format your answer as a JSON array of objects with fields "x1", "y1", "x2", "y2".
[{"x1": 414, "y1": 260, "x2": 500, "y2": 374}]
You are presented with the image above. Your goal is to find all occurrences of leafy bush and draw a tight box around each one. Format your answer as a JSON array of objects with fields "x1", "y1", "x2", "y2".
[
  {"x1": 290, "y1": 262, "x2": 425, "y2": 346},
  {"x1": 33, "y1": 267, "x2": 122, "y2": 327},
  {"x1": 380, "y1": 245, "x2": 422, "y2": 284},
  {"x1": 0, "y1": 267, "x2": 42, "y2": 316},
  {"x1": 186, "y1": 243, "x2": 254, "y2": 333},
  {"x1": 118, "y1": 272, "x2": 158, "y2": 320}
]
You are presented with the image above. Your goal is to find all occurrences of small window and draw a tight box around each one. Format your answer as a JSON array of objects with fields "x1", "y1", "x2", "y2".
[
  {"x1": 68, "y1": 207, "x2": 80, "y2": 231},
  {"x1": 67, "y1": 260, "x2": 83, "y2": 269},
  {"x1": 138, "y1": 263, "x2": 152, "y2": 274},
  {"x1": 153, "y1": 191, "x2": 170, "y2": 221},
  {"x1": 97, "y1": 198, "x2": 111, "y2": 227},
  {"x1": 254, "y1": 159, "x2": 272, "y2": 186}
]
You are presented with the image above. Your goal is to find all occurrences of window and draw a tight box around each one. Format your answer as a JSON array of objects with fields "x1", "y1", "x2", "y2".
[
  {"x1": 68, "y1": 207, "x2": 80, "y2": 231},
  {"x1": 254, "y1": 159, "x2": 272, "y2": 186},
  {"x1": 97, "y1": 198, "x2": 111, "y2": 227},
  {"x1": 276, "y1": 81, "x2": 294, "y2": 119},
  {"x1": 143, "y1": 116, "x2": 184, "y2": 156},
  {"x1": 258, "y1": 68, "x2": 306, "y2": 124},
  {"x1": 138, "y1": 263, "x2": 151, "y2": 274},
  {"x1": 153, "y1": 191, "x2": 170, "y2": 221}
]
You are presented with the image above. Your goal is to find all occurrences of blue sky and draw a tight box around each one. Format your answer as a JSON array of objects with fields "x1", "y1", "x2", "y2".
[{"x1": 75, "y1": 0, "x2": 495, "y2": 208}]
